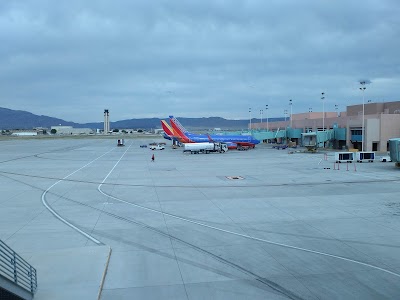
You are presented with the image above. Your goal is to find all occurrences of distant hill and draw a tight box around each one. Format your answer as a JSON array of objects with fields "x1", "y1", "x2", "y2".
[
  {"x1": 0, "y1": 107, "x2": 78, "y2": 130},
  {"x1": 0, "y1": 107, "x2": 284, "y2": 130}
]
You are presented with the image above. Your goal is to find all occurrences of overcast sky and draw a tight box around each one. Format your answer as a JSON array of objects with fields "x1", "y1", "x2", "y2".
[{"x1": 1, "y1": 0, "x2": 399, "y2": 123}]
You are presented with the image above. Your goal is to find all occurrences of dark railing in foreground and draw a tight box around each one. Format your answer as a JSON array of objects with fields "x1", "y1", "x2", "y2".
[{"x1": 0, "y1": 240, "x2": 37, "y2": 295}]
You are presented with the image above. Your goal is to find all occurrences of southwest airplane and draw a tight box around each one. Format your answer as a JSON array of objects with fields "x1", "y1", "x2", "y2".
[{"x1": 162, "y1": 116, "x2": 260, "y2": 148}]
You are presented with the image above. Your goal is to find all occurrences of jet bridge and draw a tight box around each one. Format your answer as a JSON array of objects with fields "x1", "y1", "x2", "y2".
[
  {"x1": 388, "y1": 138, "x2": 400, "y2": 167},
  {"x1": 252, "y1": 130, "x2": 279, "y2": 141},
  {"x1": 302, "y1": 132, "x2": 317, "y2": 152},
  {"x1": 301, "y1": 129, "x2": 335, "y2": 152}
]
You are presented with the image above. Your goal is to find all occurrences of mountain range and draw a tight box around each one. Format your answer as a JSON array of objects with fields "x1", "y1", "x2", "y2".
[{"x1": 0, "y1": 107, "x2": 284, "y2": 130}]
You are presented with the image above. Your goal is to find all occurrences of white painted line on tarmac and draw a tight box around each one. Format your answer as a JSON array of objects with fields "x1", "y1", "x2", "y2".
[
  {"x1": 98, "y1": 143, "x2": 132, "y2": 186},
  {"x1": 41, "y1": 147, "x2": 116, "y2": 245},
  {"x1": 97, "y1": 185, "x2": 400, "y2": 279}
]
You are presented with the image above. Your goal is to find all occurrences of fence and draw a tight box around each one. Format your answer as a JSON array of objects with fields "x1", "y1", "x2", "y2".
[{"x1": 0, "y1": 239, "x2": 37, "y2": 295}]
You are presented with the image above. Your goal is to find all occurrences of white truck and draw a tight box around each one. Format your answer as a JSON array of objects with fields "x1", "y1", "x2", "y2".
[
  {"x1": 149, "y1": 144, "x2": 165, "y2": 150},
  {"x1": 183, "y1": 142, "x2": 228, "y2": 154},
  {"x1": 379, "y1": 152, "x2": 392, "y2": 162}
]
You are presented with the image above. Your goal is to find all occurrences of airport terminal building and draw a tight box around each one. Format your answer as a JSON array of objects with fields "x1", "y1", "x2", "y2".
[
  {"x1": 50, "y1": 126, "x2": 93, "y2": 135},
  {"x1": 256, "y1": 101, "x2": 400, "y2": 152}
]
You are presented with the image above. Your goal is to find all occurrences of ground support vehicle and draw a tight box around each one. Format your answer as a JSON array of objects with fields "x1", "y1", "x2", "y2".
[
  {"x1": 335, "y1": 152, "x2": 355, "y2": 163},
  {"x1": 272, "y1": 145, "x2": 288, "y2": 150},
  {"x1": 380, "y1": 155, "x2": 392, "y2": 162},
  {"x1": 356, "y1": 151, "x2": 375, "y2": 163},
  {"x1": 149, "y1": 144, "x2": 165, "y2": 150},
  {"x1": 237, "y1": 145, "x2": 250, "y2": 151}
]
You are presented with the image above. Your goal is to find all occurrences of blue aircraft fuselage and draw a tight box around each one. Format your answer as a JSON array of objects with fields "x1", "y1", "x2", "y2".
[{"x1": 185, "y1": 132, "x2": 260, "y2": 144}]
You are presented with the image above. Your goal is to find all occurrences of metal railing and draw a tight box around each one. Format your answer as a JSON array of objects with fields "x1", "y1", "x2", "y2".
[{"x1": 0, "y1": 240, "x2": 37, "y2": 295}]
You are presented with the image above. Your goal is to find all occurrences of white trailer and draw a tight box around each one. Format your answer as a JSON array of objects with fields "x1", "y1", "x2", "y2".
[
  {"x1": 355, "y1": 151, "x2": 375, "y2": 163},
  {"x1": 334, "y1": 152, "x2": 355, "y2": 163},
  {"x1": 183, "y1": 142, "x2": 228, "y2": 154}
]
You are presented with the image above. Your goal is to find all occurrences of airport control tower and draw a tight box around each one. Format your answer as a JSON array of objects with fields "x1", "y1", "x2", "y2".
[{"x1": 104, "y1": 109, "x2": 110, "y2": 133}]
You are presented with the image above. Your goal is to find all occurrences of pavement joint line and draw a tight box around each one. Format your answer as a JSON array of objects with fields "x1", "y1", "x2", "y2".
[
  {"x1": 3, "y1": 170, "x2": 400, "y2": 187},
  {"x1": 41, "y1": 147, "x2": 116, "y2": 245},
  {"x1": 97, "y1": 246, "x2": 112, "y2": 300},
  {"x1": 97, "y1": 187, "x2": 400, "y2": 279}
]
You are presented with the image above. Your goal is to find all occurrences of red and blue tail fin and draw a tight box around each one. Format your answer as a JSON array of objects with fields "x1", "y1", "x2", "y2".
[
  {"x1": 169, "y1": 116, "x2": 191, "y2": 143},
  {"x1": 161, "y1": 120, "x2": 175, "y2": 138}
]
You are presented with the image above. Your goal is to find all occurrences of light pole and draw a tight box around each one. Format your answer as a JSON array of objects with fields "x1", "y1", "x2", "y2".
[
  {"x1": 308, "y1": 108, "x2": 312, "y2": 132},
  {"x1": 289, "y1": 99, "x2": 293, "y2": 128},
  {"x1": 321, "y1": 92, "x2": 325, "y2": 132},
  {"x1": 283, "y1": 109, "x2": 288, "y2": 143},
  {"x1": 260, "y1": 109, "x2": 263, "y2": 128},
  {"x1": 249, "y1": 108, "x2": 252, "y2": 130},
  {"x1": 335, "y1": 104, "x2": 338, "y2": 117},
  {"x1": 266, "y1": 104, "x2": 269, "y2": 131},
  {"x1": 360, "y1": 82, "x2": 366, "y2": 151}
]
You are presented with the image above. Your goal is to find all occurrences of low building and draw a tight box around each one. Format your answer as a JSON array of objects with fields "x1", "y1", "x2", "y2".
[
  {"x1": 11, "y1": 131, "x2": 38, "y2": 136},
  {"x1": 50, "y1": 126, "x2": 93, "y2": 135}
]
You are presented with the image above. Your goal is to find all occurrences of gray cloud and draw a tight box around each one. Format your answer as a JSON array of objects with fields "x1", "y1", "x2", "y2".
[{"x1": 0, "y1": 0, "x2": 399, "y2": 122}]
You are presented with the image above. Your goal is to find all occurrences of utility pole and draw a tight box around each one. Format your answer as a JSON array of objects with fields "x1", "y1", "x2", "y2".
[
  {"x1": 321, "y1": 92, "x2": 325, "y2": 148},
  {"x1": 249, "y1": 108, "x2": 252, "y2": 130}
]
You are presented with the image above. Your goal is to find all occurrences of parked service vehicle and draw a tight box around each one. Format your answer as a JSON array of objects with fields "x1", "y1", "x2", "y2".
[
  {"x1": 117, "y1": 139, "x2": 125, "y2": 146},
  {"x1": 355, "y1": 151, "x2": 375, "y2": 163},
  {"x1": 379, "y1": 154, "x2": 392, "y2": 162},
  {"x1": 237, "y1": 145, "x2": 250, "y2": 151},
  {"x1": 334, "y1": 152, "x2": 355, "y2": 163},
  {"x1": 272, "y1": 145, "x2": 288, "y2": 150},
  {"x1": 335, "y1": 151, "x2": 375, "y2": 163},
  {"x1": 149, "y1": 144, "x2": 165, "y2": 150},
  {"x1": 183, "y1": 142, "x2": 228, "y2": 154}
]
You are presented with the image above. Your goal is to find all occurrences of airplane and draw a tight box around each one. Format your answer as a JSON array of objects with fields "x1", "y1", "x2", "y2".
[{"x1": 163, "y1": 116, "x2": 260, "y2": 149}]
